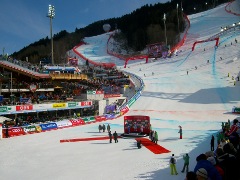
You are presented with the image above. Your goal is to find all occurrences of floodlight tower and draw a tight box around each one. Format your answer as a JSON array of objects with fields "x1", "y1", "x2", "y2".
[
  {"x1": 163, "y1": 13, "x2": 167, "y2": 46},
  {"x1": 47, "y1": 5, "x2": 55, "y2": 65},
  {"x1": 177, "y1": 4, "x2": 180, "y2": 35}
]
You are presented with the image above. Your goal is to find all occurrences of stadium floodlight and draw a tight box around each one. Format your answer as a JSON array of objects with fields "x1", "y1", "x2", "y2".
[
  {"x1": 47, "y1": 5, "x2": 55, "y2": 65},
  {"x1": 220, "y1": 27, "x2": 224, "y2": 32},
  {"x1": 177, "y1": 4, "x2": 180, "y2": 36},
  {"x1": 233, "y1": 23, "x2": 236, "y2": 26},
  {"x1": 163, "y1": 13, "x2": 167, "y2": 46}
]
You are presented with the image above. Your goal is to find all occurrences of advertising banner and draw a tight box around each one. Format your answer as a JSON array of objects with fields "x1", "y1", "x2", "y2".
[
  {"x1": 16, "y1": 105, "x2": 33, "y2": 111},
  {"x1": 40, "y1": 123, "x2": 58, "y2": 131},
  {"x1": 0, "y1": 106, "x2": 9, "y2": 112},
  {"x1": 8, "y1": 127, "x2": 25, "y2": 137},
  {"x1": 95, "y1": 116, "x2": 107, "y2": 122},
  {"x1": 56, "y1": 120, "x2": 72, "y2": 129},
  {"x1": 79, "y1": 101, "x2": 92, "y2": 107},
  {"x1": 104, "y1": 94, "x2": 121, "y2": 98},
  {"x1": 128, "y1": 98, "x2": 136, "y2": 107},
  {"x1": 0, "y1": 124, "x2": 2, "y2": 139},
  {"x1": 104, "y1": 114, "x2": 115, "y2": 119},
  {"x1": 23, "y1": 125, "x2": 37, "y2": 134},
  {"x1": 52, "y1": 103, "x2": 66, "y2": 108},
  {"x1": 68, "y1": 102, "x2": 77, "y2": 107},
  {"x1": 120, "y1": 105, "x2": 129, "y2": 115},
  {"x1": 82, "y1": 116, "x2": 95, "y2": 123},
  {"x1": 87, "y1": 90, "x2": 104, "y2": 94},
  {"x1": 70, "y1": 119, "x2": 85, "y2": 126},
  {"x1": 20, "y1": 98, "x2": 30, "y2": 103}
]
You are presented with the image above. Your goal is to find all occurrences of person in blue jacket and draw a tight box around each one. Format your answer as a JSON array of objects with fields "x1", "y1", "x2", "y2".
[{"x1": 194, "y1": 153, "x2": 222, "y2": 180}]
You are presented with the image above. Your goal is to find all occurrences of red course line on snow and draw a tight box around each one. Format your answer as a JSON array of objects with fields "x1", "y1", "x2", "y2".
[
  {"x1": 135, "y1": 138, "x2": 171, "y2": 154},
  {"x1": 60, "y1": 136, "x2": 122, "y2": 143}
]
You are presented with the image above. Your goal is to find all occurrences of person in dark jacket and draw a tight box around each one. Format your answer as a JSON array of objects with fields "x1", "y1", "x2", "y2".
[
  {"x1": 216, "y1": 146, "x2": 239, "y2": 180},
  {"x1": 5, "y1": 125, "x2": 9, "y2": 138},
  {"x1": 113, "y1": 131, "x2": 118, "y2": 143},
  {"x1": 194, "y1": 153, "x2": 222, "y2": 180},
  {"x1": 211, "y1": 135, "x2": 215, "y2": 151},
  {"x1": 102, "y1": 124, "x2": 106, "y2": 132},
  {"x1": 137, "y1": 140, "x2": 142, "y2": 149},
  {"x1": 108, "y1": 131, "x2": 112, "y2": 143},
  {"x1": 178, "y1": 126, "x2": 182, "y2": 139}
]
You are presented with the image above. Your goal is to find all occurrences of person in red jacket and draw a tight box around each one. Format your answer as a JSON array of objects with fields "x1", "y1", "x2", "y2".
[{"x1": 225, "y1": 119, "x2": 238, "y2": 136}]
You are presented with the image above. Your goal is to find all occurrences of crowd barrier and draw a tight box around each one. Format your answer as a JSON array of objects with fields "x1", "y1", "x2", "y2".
[{"x1": 1, "y1": 113, "x2": 117, "y2": 138}]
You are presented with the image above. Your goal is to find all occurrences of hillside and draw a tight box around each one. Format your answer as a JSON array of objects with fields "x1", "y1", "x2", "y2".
[{"x1": 11, "y1": 0, "x2": 228, "y2": 64}]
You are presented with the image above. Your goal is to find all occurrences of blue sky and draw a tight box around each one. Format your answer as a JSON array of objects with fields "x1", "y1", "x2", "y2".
[{"x1": 0, "y1": 0, "x2": 169, "y2": 55}]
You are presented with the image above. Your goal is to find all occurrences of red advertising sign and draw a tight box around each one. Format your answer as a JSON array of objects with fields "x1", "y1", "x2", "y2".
[
  {"x1": 70, "y1": 119, "x2": 85, "y2": 126},
  {"x1": 16, "y1": 105, "x2": 33, "y2": 111},
  {"x1": 120, "y1": 106, "x2": 129, "y2": 115},
  {"x1": 80, "y1": 101, "x2": 92, "y2": 106},
  {"x1": 95, "y1": 91, "x2": 104, "y2": 94},
  {"x1": 104, "y1": 94, "x2": 121, "y2": 98},
  {"x1": 95, "y1": 116, "x2": 107, "y2": 122},
  {"x1": 8, "y1": 127, "x2": 25, "y2": 137}
]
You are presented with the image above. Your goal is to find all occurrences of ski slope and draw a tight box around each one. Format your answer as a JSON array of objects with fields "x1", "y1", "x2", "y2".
[{"x1": 0, "y1": 2, "x2": 240, "y2": 180}]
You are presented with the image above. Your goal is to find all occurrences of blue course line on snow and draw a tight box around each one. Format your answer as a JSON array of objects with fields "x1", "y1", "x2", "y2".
[
  {"x1": 92, "y1": 46, "x2": 98, "y2": 55},
  {"x1": 211, "y1": 45, "x2": 228, "y2": 110},
  {"x1": 176, "y1": 51, "x2": 192, "y2": 67}
]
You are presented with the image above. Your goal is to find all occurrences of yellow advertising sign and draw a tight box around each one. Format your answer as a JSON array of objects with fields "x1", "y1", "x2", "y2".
[{"x1": 52, "y1": 103, "x2": 66, "y2": 108}]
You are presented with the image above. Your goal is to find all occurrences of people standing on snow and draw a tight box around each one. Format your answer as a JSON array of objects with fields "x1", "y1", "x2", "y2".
[
  {"x1": 140, "y1": 124, "x2": 144, "y2": 134},
  {"x1": 98, "y1": 124, "x2": 102, "y2": 133},
  {"x1": 181, "y1": 153, "x2": 190, "y2": 173},
  {"x1": 154, "y1": 131, "x2": 158, "y2": 144},
  {"x1": 137, "y1": 140, "x2": 142, "y2": 149},
  {"x1": 107, "y1": 124, "x2": 111, "y2": 132},
  {"x1": 102, "y1": 124, "x2": 106, "y2": 132},
  {"x1": 178, "y1": 126, "x2": 182, "y2": 139},
  {"x1": 169, "y1": 154, "x2": 178, "y2": 175},
  {"x1": 109, "y1": 131, "x2": 112, "y2": 143},
  {"x1": 151, "y1": 131, "x2": 155, "y2": 142},
  {"x1": 113, "y1": 131, "x2": 118, "y2": 143},
  {"x1": 211, "y1": 135, "x2": 215, "y2": 151}
]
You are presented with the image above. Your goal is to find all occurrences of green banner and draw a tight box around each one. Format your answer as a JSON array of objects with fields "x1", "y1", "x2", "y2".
[
  {"x1": 128, "y1": 98, "x2": 136, "y2": 107},
  {"x1": 68, "y1": 102, "x2": 77, "y2": 107},
  {"x1": 23, "y1": 126, "x2": 37, "y2": 133},
  {"x1": 82, "y1": 116, "x2": 95, "y2": 122},
  {"x1": 0, "y1": 106, "x2": 9, "y2": 112},
  {"x1": 234, "y1": 107, "x2": 240, "y2": 113},
  {"x1": 87, "y1": 91, "x2": 95, "y2": 95}
]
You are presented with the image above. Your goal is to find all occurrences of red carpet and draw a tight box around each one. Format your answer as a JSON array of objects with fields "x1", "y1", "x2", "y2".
[
  {"x1": 135, "y1": 138, "x2": 171, "y2": 154},
  {"x1": 60, "y1": 136, "x2": 121, "y2": 143}
]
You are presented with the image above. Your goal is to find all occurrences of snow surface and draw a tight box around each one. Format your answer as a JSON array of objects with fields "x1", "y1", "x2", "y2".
[{"x1": 0, "y1": 2, "x2": 240, "y2": 180}]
